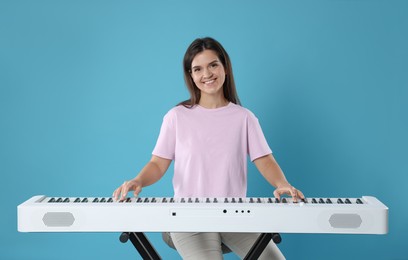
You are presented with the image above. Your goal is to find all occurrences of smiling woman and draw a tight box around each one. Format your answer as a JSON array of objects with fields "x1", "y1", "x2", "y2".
[{"x1": 112, "y1": 37, "x2": 304, "y2": 259}]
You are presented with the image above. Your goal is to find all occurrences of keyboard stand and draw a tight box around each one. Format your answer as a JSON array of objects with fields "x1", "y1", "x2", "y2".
[
  {"x1": 120, "y1": 232, "x2": 281, "y2": 260},
  {"x1": 119, "y1": 232, "x2": 161, "y2": 260}
]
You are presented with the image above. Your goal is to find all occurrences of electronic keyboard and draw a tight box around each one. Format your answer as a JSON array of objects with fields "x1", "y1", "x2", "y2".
[{"x1": 17, "y1": 195, "x2": 388, "y2": 234}]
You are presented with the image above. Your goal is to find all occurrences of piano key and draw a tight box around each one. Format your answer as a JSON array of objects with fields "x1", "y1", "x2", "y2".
[
  {"x1": 312, "y1": 198, "x2": 317, "y2": 204},
  {"x1": 318, "y1": 198, "x2": 325, "y2": 204},
  {"x1": 275, "y1": 198, "x2": 280, "y2": 203},
  {"x1": 356, "y1": 198, "x2": 363, "y2": 204},
  {"x1": 74, "y1": 198, "x2": 81, "y2": 203},
  {"x1": 345, "y1": 198, "x2": 351, "y2": 204},
  {"x1": 195, "y1": 198, "x2": 200, "y2": 203},
  {"x1": 107, "y1": 198, "x2": 113, "y2": 203},
  {"x1": 81, "y1": 198, "x2": 88, "y2": 203},
  {"x1": 282, "y1": 198, "x2": 287, "y2": 203},
  {"x1": 326, "y1": 198, "x2": 332, "y2": 204},
  {"x1": 337, "y1": 198, "x2": 344, "y2": 204},
  {"x1": 100, "y1": 198, "x2": 106, "y2": 203},
  {"x1": 48, "y1": 198, "x2": 55, "y2": 203},
  {"x1": 93, "y1": 198, "x2": 99, "y2": 203},
  {"x1": 56, "y1": 198, "x2": 63, "y2": 203}
]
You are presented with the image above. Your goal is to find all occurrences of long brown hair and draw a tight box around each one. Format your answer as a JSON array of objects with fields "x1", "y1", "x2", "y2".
[{"x1": 179, "y1": 37, "x2": 241, "y2": 107}]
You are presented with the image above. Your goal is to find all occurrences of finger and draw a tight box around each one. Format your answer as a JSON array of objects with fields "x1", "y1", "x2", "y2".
[
  {"x1": 273, "y1": 190, "x2": 281, "y2": 200},
  {"x1": 298, "y1": 190, "x2": 305, "y2": 200},
  {"x1": 291, "y1": 187, "x2": 298, "y2": 202},
  {"x1": 112, "y1": 189, "x2": 119, "y2": 201},
  {"x1": 133, "y1": 186, "x2": 142, "y2": 197},
  {"x1": 113, "y1": 187, "x2": 123, "y2": 201},
  {"x1": 118, "y1": 181, "x2": 130, "y2": 200}
]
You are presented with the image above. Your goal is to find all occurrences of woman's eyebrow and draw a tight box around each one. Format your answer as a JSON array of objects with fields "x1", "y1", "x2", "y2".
[{"x1": 192, "y1": 59, "x2": 219, "y2": 70}]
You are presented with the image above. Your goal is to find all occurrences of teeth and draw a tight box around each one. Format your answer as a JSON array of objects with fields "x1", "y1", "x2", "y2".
[{"x1": 204, "y1": 79, "x2": 215, "y2": 84}]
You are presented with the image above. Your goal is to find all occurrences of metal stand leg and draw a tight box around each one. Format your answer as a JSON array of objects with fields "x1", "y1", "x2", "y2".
[
  {"x1": 243, "y1": 233, "x2": 282, "y2": 260},
  {"x1": 120, "y1": 232, "x2": 161, "y2": 260}
]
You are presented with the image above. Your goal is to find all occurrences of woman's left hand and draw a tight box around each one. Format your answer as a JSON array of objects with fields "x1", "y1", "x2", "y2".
[{"x1": 273, "y1": 184, "x2": 305, "y2": 202}]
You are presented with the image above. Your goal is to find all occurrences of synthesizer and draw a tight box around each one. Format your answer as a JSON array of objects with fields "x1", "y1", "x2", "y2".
[{"x1": 17, "y1": 195, "x2": 388, "y2": 234}]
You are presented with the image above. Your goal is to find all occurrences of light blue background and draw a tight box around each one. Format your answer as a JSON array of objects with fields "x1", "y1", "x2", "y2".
[{"x1": 1, "y1": 0, "x2": 407, "y2": 259}]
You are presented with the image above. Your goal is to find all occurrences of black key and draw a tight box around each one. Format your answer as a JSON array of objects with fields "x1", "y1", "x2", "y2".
[
  {"x1": 214, "y1": 198, "x2": 218, "y2": 203},
  {"x1": 81, "y1": 198, "x2": 88, "y2": 203},
  {"x1": 108, "y1": 197, "x2": 113, "y2": 202},
  {"x1": 238, "y1": 198, "x2": 243, "y2": 203},
  {"x1": 356, "y1": 198, "x2": 363, "y2": 204},
  {"x1": 318, "y1": 198, "x2": 325, "y2": 204},
  {"x1": 143, "y1": 198, "x2": 149, "y2": 203},
  {"x1": 312, "y1": 198, "x2": 317, "y2": 204},
  {"x1": 345, "y1": 198, "x2": 351, "y2": 204},
  {"x1": 56, "y1": 198, "x2": 63, "y2": 203},
  {"x1": 137, "y1": 197, "x2": 142, "y2": 203},
  {"x1": 162, "y1": 198, "x2": 168, "y2": 203},
  {"x1": 275, "y1": 198, "x2": 280, "y2": 203},
  {"x1": 282, "y1": 198, "x2": 287, "y2": 203},
  {"x1": 74, "y1": 198, "x2": 81, "y2": 203},
  {"x1": 326, "y1": 198, "x2": 332, "y2": 204},
  {"x1": 48, "y1": 198, "x2": 56, "y2": 203},
  {"x1": 63, "y1": 198, "x2": 70, "y2": 203},
  {"x1": 257, "y1": 198, "x2": 262, "y2": 203},
  {"x1": 206, "y1": 198, "x2": 210, "y2": 203},
  {"x1": 231, "y1": 198, "x2": 236, "y2": 203},
  {"x1": 337, "y1": 198, "x2": 344, "y2": 204},
  {"x1": 181, "y1": 198, "x2": 186, "y2": 203},
  {"x1": 93, "y1": 198, "x2": 99, "y2": 203},
  {"x1": 170, "y1": 198, "x2": 175, "y2": 203},
  {"x1": 224, "y1": 198, "x2": 229, "y2": 203},
  {"x1": 249, "y1": 198, "x2": 254, "y2": 203},
  {"x1": 152, "y1": 198, "x2": 157, "y2": 203},
  {"x1": 195, "y1": 198, "x2": 199, "y2": 203},
  {"x1": 301, "y1": 198, "x2": 307, "y2": 203},
  {"x1": 268, "y1": 198, "x2": 273, "y2": 203},
  {"x1": 188, "y1": 198, "x2": 193, "y2": 203},
  {"x1": 100, "y1": 198, "x2": 106, "y2": 203}
]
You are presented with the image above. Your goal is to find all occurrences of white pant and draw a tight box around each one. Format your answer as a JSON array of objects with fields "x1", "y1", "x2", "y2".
[{"x1": 170, "y1": 232, "x2": 285, "y2": 260}]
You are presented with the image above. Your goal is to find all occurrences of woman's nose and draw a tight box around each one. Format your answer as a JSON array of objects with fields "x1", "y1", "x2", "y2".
[{"x1": 202, "y1": 68, "x2": 212, "y2": 78}]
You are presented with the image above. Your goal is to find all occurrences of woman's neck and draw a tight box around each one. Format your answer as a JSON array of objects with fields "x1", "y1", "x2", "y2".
[{"x1": 199, "y1": 97, "x2": 229, "y2": 109}]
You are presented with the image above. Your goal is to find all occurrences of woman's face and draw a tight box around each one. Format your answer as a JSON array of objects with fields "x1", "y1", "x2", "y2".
[{"x1": 190, "y1": 49, "x2": 226, "y2": 99}]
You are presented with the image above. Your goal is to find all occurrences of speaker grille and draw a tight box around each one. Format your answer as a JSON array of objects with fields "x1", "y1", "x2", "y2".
[
  {"x1": 329, "y1": 213, "x2": 362, "y2": 229},
  {"x1": 42, "y1": 212, "x2": 75, "y2": 227}
]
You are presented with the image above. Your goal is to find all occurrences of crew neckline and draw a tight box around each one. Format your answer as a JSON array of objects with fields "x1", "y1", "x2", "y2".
[{"x1": 196, "y1": 102, "x2": 232, "y2": 111}]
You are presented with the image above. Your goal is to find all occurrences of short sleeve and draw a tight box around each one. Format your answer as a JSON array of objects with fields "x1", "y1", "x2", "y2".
[
  {"x1": 247, "y1": 111, "x2": 272, "y2": 161},
  {"x1": 152, "y1": 110, "x2": 176, "y2": 160}
]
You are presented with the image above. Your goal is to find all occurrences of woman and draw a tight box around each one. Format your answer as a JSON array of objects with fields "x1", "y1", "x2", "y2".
[{"x1": 113, "y1": 37, "x2": 304, "y2": 259}]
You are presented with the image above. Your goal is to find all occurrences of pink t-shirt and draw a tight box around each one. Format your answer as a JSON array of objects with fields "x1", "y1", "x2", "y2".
[{"x1": 152, "y1": 102, "x2": 272, "y2": 198}]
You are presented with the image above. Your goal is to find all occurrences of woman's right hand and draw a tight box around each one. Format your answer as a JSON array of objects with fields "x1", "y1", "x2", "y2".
[{"x1": 112, "y1": 179, "x2": 143, "y2": 201}]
